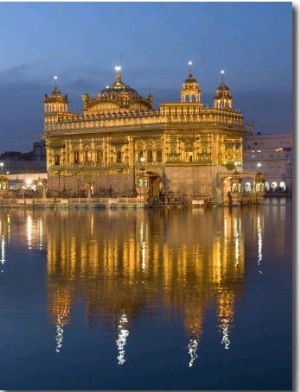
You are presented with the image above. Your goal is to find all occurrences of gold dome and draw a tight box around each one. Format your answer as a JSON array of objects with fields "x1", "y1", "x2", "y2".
[{"x1": 82, "y1": 70, "x2": 153, "y2": 114}]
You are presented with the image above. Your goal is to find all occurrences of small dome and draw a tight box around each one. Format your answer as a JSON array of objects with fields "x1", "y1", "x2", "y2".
[
  {"x1": 214, "y1": 81, "x2": 232, "y2": 100},
  {"x1": 181, "y1": 71, "x2": 202, "y2": 103},
  {"x1": 184, "y1": 73, "x2": 198, "y2": 84},
  {"x1": 213, "y1": 74, "x2": 233, "y2": 109},
  {"x1": 44, "y1": 86, "x2": 68, "y2": 103},
  {"x1": 214, "y1": 73, "x2": 232, "y2": 100}
]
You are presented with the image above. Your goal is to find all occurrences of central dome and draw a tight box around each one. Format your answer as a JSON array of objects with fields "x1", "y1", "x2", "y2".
[
  {"x1": 82, "y1": 68, "x2": 154, "y2": 115},
  {"x1": 100, "y1": 74, "x2": 139, "y2": 97}
]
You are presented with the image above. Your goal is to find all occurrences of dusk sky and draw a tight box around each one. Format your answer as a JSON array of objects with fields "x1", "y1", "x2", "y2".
[{"x1": 0, "y1": 2, "x2": 292, "y2": 152}]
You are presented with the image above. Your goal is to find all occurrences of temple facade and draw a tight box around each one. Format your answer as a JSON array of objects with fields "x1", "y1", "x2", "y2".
[{"x1": 43, "y1": 67, "x2": 259, "y2": 205}]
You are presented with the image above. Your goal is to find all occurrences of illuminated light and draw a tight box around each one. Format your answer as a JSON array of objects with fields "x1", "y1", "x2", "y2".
[
  {"x1": 221, "y1": 319, "x2": 230, "y2": 349},
  {"x1": 115, "y1": 65, "x2": 121, "y2": 73},
  {"x1": 54, "y1": 75, "x2": 58, "y2": 80},
  {"x1": 188, "y1": 339, "x2": 198, "y2": 367},
  {"x1": 188, "y1": 61, "x2": 192, "y2": 66},
  {"x1": 26, "y1": 178, "x2": 32, "y2": 185},
  {"x1": 221, "y1": 69, "x2": 225, "y2": 75}
]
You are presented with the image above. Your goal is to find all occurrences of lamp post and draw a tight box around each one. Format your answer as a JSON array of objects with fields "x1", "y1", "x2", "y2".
[
  {"x1": 257, "y1": 162, "x2": 262, "y2": 172},
  {"x1": 255, "y1": 162, "x2": 265, "y2": 204}
]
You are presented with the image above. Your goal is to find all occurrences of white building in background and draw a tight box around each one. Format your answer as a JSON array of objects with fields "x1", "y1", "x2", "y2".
[{"x1": 243, "y1": 132, "x2": 292, "y2": 193}]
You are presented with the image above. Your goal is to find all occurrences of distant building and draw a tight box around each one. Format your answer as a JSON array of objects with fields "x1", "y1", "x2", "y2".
[
  {"x1": 0, "y1": 140, "x2": 46, "y2": 174},
  {"x1": 0, "y1": 140, "x2": 47, "y2": 191},
  {"x1": 243, "y1": 132, "x2": 292, "y2": 192}
]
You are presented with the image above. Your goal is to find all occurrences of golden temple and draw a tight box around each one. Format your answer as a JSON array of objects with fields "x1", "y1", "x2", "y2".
[{"x1": 44, "y1": 65, "x2": 260, "y2": 205}]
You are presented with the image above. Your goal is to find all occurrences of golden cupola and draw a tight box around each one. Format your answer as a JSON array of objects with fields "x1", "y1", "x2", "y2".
[
  {"x1": 213, "y1": 71, "x2": 233, "y2": 109},
  {"x1": 44, "y1": 76, "x2": 69, "y2": 114},
  {"x1": 181, "y1": 62, "x2": 202, "y2": 103},
  {"x1": 82, "y1": 66, "x2": 154, "y2": 115}
]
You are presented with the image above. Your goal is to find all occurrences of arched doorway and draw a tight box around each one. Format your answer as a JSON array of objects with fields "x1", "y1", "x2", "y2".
[{"x1": 148, "y1": 175, "x2": 162, "y2": 198}]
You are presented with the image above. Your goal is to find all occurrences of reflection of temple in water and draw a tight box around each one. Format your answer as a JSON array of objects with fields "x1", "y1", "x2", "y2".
[
  {"x1": 0, "y1": 203, "x2": 290, "y2": 366},
  {"x1": 46, "y1": 208, "x2": 246, "y2": 365}
]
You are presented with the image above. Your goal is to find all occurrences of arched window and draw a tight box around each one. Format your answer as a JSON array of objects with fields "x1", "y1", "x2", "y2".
[
  {"x1": 88, "y1": 151, "x2": 93, "y2": 162},
  {"x1": 147, "y1": 150, "x2": 153, "y2": 162},
  {"x1": 96, "y1": 150, "x2": 103, "y2": 164},
  {"x1": 116, "y1": 151, "x2": 122, "y2": 163},
  {"x1": 157, "y1": 149, "x2": 162, "y2": 163},
  {"x1": 73, "y1": 151, "x2": 79, "y2": 164}
]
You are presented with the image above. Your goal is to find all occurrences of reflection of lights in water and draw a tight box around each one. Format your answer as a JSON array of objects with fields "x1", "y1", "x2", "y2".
[
  {"x1": 234, "y1": 217, "x2": 240, "y2": 267},
  {"x1": 141, "y1": 241, "x2": 146, "y2": 271},
  {"x1": 27, "y1": 215, "x2": 32, "y2": 249},
  {"x1": 257, "y1": 216, "x2": 263, "y2": 274},
  {"x1": 116, "y1": 313, "x2": 129, "y2": 365},
  {"x1": 221, "y1": 319, "x2": 230, "y2": 349},
  {"x1": 0, "y1": 236, "x2": 5, "y2": 265},
  {"x1": 140, "y1": 223, "x2": 146, "y2": 271},
  {"x1": 55, "y1": 315, "x2": 64, "y2": 353},
  {"x1": 38, "y1": 217, "x2": 43, "y2": 250},
  {"x1": 188, "y1": 339, "x2": 198, "y2": 367}
]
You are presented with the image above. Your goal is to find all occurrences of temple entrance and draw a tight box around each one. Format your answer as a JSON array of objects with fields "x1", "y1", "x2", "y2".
[{"x1": 149, "y1": 175, "x2": 162, "y2": 198}]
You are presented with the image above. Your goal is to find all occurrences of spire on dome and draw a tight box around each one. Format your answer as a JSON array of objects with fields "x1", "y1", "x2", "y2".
[
  {"x1": 115, "y1": 65, "x2": 122, "y2": 83},
  {"x1": 221, "y1": 70, "x2": 225, "y2": 84}
]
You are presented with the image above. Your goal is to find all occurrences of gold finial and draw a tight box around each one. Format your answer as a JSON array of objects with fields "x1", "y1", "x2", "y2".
[
  {"x1": 221, "y1": 70, "x2": 225, "y2": 84},
  {"x1": 115, "y1": 65, "x2": 121, "y2": 74},
  {"x1": 54, "y1": 75, "x2": 58, "y2": 89},
  {"x1": 115, "y1": 55, "x2": 122, "y2": 75}
]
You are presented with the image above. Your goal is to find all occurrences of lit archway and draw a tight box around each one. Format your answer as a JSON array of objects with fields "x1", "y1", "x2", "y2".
[
  {"x1": 279, "y1": 181, "x2": 286, "y2": 191},
  {"x1": 271, "y1": 182, "x2": 278, "y2": 191},
  {"x1": 244, "y1": 182, "x2": 252, "y2": 192}
]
